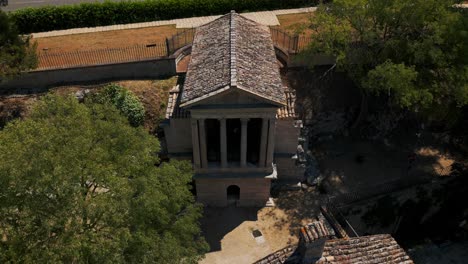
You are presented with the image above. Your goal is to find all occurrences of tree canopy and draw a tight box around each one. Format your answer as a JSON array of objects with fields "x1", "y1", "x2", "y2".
[
  {"x1": 0, "y1": 10, "x2": 37, "y2": 80},
  {"x1": 0, "y1": 95, "x2": 208, "y2": 263},
  {"x1": 305, "y1": 0, "x2": 468, "y2": 113},
  {"x1": 89, "y1": 84, "x2": 146, "y2": 127}
]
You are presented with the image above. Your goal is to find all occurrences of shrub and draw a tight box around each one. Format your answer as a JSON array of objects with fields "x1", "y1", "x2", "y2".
[
  {"x1": 9, "y1": 0, "x2": 321, "y2": 34},
  {"x1": 92, "y1": 84, "x2": 145, "y2": 127}
]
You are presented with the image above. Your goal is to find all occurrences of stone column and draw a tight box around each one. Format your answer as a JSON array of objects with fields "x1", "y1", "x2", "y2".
[
  {"x1": 265, "y1": 118, "x2": 276, "y2": 168},
  {"x1": 219, "y1": 118, "x2": 227, "y2": 168},
  {"x1": 258, "y1": 118, "x2": 269, "y2": 168},
  {"x1": 198, "y1": 119, "x2": 208, "y2": 168},
  {"x1": 191, "y1": 119, "x2": 201, "y2": 168},
  {"x1": 240, "y1": 118, "x2": 249, "y2": 167}
]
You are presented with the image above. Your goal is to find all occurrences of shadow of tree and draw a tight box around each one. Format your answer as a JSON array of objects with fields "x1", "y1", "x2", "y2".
[
  {"x1": 273, "y1": 189, "x2": 323, "y2": 235},
  {"x1": 200, "y1": 206, "x2": 259, "y2": 252}
]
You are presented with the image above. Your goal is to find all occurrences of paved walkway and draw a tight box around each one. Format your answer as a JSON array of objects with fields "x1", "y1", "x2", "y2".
[{"x1": 32, "y1": 7, "x2": 316, "y2": 38}]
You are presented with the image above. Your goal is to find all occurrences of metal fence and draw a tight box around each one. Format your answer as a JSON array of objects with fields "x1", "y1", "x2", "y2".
[
  {"x1": 36, "y1": 28, "x2": 310, "y2": 70},
  {"x1": 270, "y1": 28, "x2": 312, "y2": 54},
  {"x1": 37, "y1": 43, "x2": 167, "y2": 70},
  {"x1": 166, "y1": 28, "x2": 196, "y2": 55}
]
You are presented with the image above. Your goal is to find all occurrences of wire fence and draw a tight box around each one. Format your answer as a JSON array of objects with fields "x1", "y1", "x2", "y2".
[{"x1": 37, "y1": 43, "x2": 167, "y2": 70}]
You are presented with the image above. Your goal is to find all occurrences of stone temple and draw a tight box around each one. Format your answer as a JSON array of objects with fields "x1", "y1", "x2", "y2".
[{"x1": 162, "y1": 11, "x2": 302, "y2": 207}]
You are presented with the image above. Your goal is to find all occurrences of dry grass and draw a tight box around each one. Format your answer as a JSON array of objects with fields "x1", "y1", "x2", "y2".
[
  {"x1": 117, "y1": 78, "x2": 177, "y2": 133},
  {"x1": 0, "y1": 78, "x2": 178, "y2": 133},
  {"x1": 274, "y1": 12, "x2": 315, "y2": 37},
  {"x1": 34, "y1": 12, "x2": 316, "y2": 54},
  {"x1": 34, "y1": 25, "x2": 179, "y2": 54},
  {"x1": 0, "y1": 97, "x2": 38, "y2": 127}
]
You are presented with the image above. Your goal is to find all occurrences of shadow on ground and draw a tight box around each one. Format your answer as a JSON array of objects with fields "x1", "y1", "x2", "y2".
[
  {"x1": 200, "y1": 206, "x2": 259, "y2": 252},
  {"x1": 315, "y1": 135, "x2": 459, "y2": 197},
  {"x1": 273, "y1": 189, "x2": 323, "y2": 234}
]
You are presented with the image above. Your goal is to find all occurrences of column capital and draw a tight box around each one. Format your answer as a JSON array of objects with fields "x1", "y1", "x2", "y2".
[{"x1": 240, "y1": 118, "x2": 250, "y2": 124}]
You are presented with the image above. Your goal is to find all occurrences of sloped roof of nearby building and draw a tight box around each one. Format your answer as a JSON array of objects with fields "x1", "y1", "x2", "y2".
[
  {"x1": 254, "y1": 245, "x2": 300, "y2": 264},
  {"x1": 299, "y1": 220, "x2": 335, "y2": 244},
  {"x1": 254, "y1": 210, "x2": 413, "y2": 264},
  {"x1": 180, "y1": 11, "x2": 286, "y2": 107},
  {"x1": 317, "y1": 234, "x2": 414, "y2": 264},
  {"x1": 255, "y1": 234, "x2": 413, "y2": 264}
]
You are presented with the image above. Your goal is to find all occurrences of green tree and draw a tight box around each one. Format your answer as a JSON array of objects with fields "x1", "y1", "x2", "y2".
[
  {"x1": 0, "y1": 10, "x2": 37, "y2": 80},
  {"x1": 91, "y1": 84, "x2": 146, "y2": 127},
  {"x1": 0, "y1": 95, "x2": 208, "y2": 263},
  {"x1": 305, "y1": 0, "x2": 467, "y2": 119}
]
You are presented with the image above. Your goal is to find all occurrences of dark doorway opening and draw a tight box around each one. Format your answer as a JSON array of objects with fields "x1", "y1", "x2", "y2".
[
  {"x1": 247, "y1": 118, "x2": 262, "y2": 165},
  {"x1": 205, "y1": 119, "x2": 220, "y2": 162},
  {"x1": 227, "y1": 119, "x2": 241, "y2": 162},
  {"x1": 227, "y1": 185, "x2": 240, "y2": 202}
]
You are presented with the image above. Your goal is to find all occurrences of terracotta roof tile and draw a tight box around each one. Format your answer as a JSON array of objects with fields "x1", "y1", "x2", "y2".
[
  {"x1": 181, "y1": 11, "x2": 286, "y2": 106},
  {"x1": 277, "y1": 89, "x2": 296, "y2": 119},
  {"x1": 300, "y1": 219, "x2": 336, "y2": 244},
  {"x1": 317, "y1": 234, "x2": 414, "y2": 264},
  {"x1": 254, "y1": 245, "x2": 300, "y2": 264},
  {"x1": 165, "y1": 85, "x2": 190, "y2": 119}
]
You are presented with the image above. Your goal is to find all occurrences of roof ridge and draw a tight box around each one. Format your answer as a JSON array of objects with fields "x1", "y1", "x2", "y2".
[{"x1": 229, "y1": 10, "x2": 237, "y2": 87}]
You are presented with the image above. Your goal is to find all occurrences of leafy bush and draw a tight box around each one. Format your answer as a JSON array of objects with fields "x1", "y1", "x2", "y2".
[
  {"x1": 9, "y1": 0, "x2": 321, "y2": 34},
  {"x1": 92, "y1": 84, "x2": 145, "y2": 127}
]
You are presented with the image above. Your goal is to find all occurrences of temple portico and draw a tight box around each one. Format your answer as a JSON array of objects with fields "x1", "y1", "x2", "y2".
[
  {"x1": 162, "y1": 11, "x2": 302, "y2": 207},
  {"x1": 190, "y1": 113, "x2": 276, "y2": 174}
]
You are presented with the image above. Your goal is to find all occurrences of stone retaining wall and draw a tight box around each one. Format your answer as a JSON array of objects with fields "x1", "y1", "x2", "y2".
[{"x1": 0, "y1": 58, "x2": 176, "y2": 94}]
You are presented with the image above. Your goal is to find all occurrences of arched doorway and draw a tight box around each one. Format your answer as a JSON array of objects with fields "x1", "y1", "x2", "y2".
[{"x1": 227, "y1": 185, "x2": 240, "y2": 205}]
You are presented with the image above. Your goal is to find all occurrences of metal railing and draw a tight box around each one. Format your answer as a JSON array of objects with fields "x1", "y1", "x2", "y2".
[
  {"x1": 165, "y1": 28, "x2": 196, "y2": 55},
  {"x1": 37, "y1": 43, "x2": 167, "y2": 70},
  {"x1": 35, "y1": 28, "x2": 311, "y2": 70},
  {"x1": 270, "y1": 28, "x2": 312, "y2": 54}
]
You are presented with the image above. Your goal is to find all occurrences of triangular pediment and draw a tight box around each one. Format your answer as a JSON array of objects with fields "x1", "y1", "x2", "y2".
[{"x1": 181, "y1": 86, "x2": 282, "y2": 108}]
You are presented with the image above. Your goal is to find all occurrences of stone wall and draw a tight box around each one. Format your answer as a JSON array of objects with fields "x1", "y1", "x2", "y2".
[
  {"x1": 275, "y1": 156, "x2": 305, "y2": 181},
  {"x1": 162, "y1": 118, "x2": 193, "y2": 154},
  {"x1": 196, "y1": 177, "x2": 271, "y2": 207},
  {"x1": 275, "y1": 119, "x2": 301, "y2": 154},
  {"x1": 274, "y1": 119, "x2": 304, "y2": 181},
  {"x1": 0, "y1": 58, "x2": 176, "y2": 93}
]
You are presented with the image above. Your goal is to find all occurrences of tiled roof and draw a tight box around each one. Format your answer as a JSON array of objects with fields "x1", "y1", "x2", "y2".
[
  {"x1": 165, "y1": 85, "x2": 190, "y2": 119},
  {"x1": 166, "y1": 84, "x2": 294, "y2": 119},
  {"x1": 317, "y1": 234, "x2": 414, "y2": 264},
  {"x1": 254, "y1": 245, "x2": 300, "y2": 264},
  {"x1": 254, "y1": 210, "x2": 412, "y2": 264},
  {"x1": 181, "y1": 11, "x2": 286, "y2": 106},
  {"x1": 300, "y1": 220, "x2": 335, "y2": 244},
  {"x1": 277, "y1": 90, "x2": 296, "y2": 119}
]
